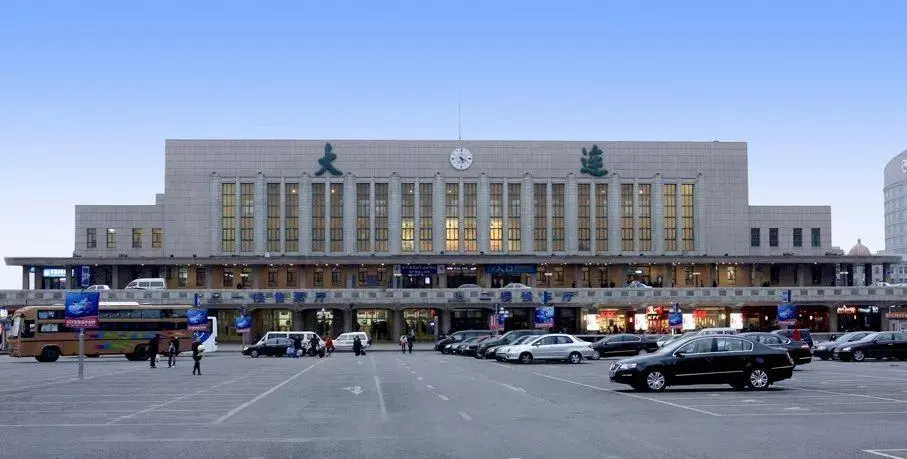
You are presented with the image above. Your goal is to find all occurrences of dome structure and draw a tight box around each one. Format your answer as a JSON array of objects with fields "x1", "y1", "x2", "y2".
[{"x1": 848, "y1": 239, "x2": 871, "y2": 257}]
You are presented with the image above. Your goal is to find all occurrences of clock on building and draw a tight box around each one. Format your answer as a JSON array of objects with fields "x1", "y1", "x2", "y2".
[{"x1": 449, "y1": 147, "x2": 473, "y2": 171}]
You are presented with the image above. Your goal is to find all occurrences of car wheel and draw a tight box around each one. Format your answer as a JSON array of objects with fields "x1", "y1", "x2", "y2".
[
  {"x1": 568, "y1": 352, "x2": 583, "y2": 364},
  {"x1": 519, "y1": 352, "x2": 533, "y2": 364},
  {"x1": 40, "y1": 347, "x2": 61, "y2": 363},
  {"x1": 134, "y1": 344, "x2": 149, "y2": 361},
  {"x1": 442, "y1": 348, "x2": 451, "y2": 355},
  {"x1": 250, "y1": 350, "x2": 260, "y2": 358},
  {"x1": 642, "y1": 369, "x2": 667, "y2": 392},
  {"x1": 746, "y1": 367, "x2": 770, "y2": 390},
  {"x1": 852, "y1": 350, "x2": 866, "y2": 362},
  {"x1": 591, "y1": 350, "x2": 601, "y2": 360},
  {"x1": 637, "y1": 349, "x2": 648, "y2": 356}
]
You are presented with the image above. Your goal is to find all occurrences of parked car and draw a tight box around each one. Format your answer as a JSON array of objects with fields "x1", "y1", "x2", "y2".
[
  {"x1": 242, "y1": 337, "x2": 294, "y2": 358},
  {"x1": 452, "y1": 337, "x2": 483, "y2": 355},
  {"x1": 85, "y1": 284, "x2": 110, "y2": 291},
  {"x1": 476, "y1": 329, "x2": 546, "y2": 360},
  {"x1": 609, "y1": 335, "x2": 795, "y2": 392},
  {"x1": 834, "y1": 332, "x2": 907, "y2": 362},
  {"x1": 502, "y1": 283, "x2": 531, "y2": 289},
  {"x1": 332, "y1": 332, "x2": 371, "y2": 352},
  {"x1": 462, "y1": 336, "x2": 493, "y2": 356},
  {"x1": 812, "y1": 331, "x2": 872, "y2": 360},
  {"x1": 591, "y1": 333, "x2": 660, "y2": 359},
  {"x1": 457, "y1": 284, "x2": 481, "y2": 289},
  {"x1": 696, "y1": 327, "x2": 738, "y2": 336},
  {"x1": 626, "y1": 281, "x2": 652, "y2": 289},
  {"x1": 772, "y1": 329, "x2": 814, "y2": 348},
  {"x1": 739, "y1": 332, "x2": 812, "y2": 366},
  {"x1": 123, "y1": 278, "x2": 167, "y2": 290},
  {"x1": 499, "y1": 334, "x2": 594, "y2": 364},
  {"x1": 493, "y1": 335, "x2": 539, "y2": 361},
  {"x1": 435, "y1": 330, "x2": 493, "y2": 354}
]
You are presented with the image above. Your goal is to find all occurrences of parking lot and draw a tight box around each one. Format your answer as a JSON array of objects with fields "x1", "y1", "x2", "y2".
[{"x1": 1, "y1": 350, "x2": 907, "y2": 458}]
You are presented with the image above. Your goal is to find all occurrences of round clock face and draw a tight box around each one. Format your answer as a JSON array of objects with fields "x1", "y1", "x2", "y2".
[{"x1": 450, "y1": 147, "x2": 473, "y2": 171}]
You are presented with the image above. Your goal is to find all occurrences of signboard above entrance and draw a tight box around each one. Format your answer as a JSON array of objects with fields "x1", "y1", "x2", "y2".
[{"x1": 486, "y1": 264, "x2": 537, "y2": 275}]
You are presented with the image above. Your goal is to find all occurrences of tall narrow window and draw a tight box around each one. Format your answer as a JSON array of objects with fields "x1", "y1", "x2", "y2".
[
  {"x1": 221, "y1": 183, "x2": 236, "y2": 252},
  {"x1": 401, "y1": 183, "x2": 415, "y2": 252},
  {"x1": 792, "y1": 228, "x2": 803, "y2": 248},
  {"x1": 419, "y1": 183, "x2": 432, "y2": 252},
  {"x1": 86, "y1": 228, "x2": 97, "y2": 249},
  {"x1": 534, "y1": 183, "x2": 548, "y2": 252},
  {"x1": 638, "y1": 183, "x2": 652, "y2": 252},
  {"x1": 356, "y1": 183, "x2": 370, "y2": 252},
  {"x1": 489, "y1": 183, "x2": 504, "y2": 252},
  {"x1": 374, "y1": 183, "x2": 389, "y2": 252},
  {"x1": 286, "y1": 267, "x2": 297, "y2": 286},
  {"x1": 681, "y1": 184, "x2": 695, "y2": 251},
  {"x1": 267, "y1": 183, "x2": 280, "y2": 253},
  {"x1": 595, "y1": 184, "x2": 607, "y2": 252},
  {"x1": 445, "y1": 183, "x2": 460, "y2": 251},
  {"x1": 152, "y1": 228, "x2": 163, "y2": 249},
  {"x1": 132, "y1": 228, "x2": 143, "y2": 249},
  {"x1": 551, "y1": 183, "x2": 565, "y2": 251},
  {"x1": 750, "y1": 228, "x2": 761, "y2": 247},
  {"x1": 285, "y1": 183, "x2": 299, "y2": 252},
  {"x1": 463, "y1": 183, "x2": 477, "y2": 252},
  {"x1": 577, "y1": 183, "x2": 591, "y2": 251},
  {"x1": 195, "y1": 267, "x2": 206, "y2": 287},
  {"x1": 663, "y1": 184, "x2": 677, "y2": 252},
  {"x1": 330, "y1": 183, "x2": 343, "y2": 252},
  {"x1": 507, "y1": 183, "x2": 521, "y2": 252},
  {"x1": 811, "y1": 228, "x2": 821, "y2": 248},
  {"x1": 769, "y1": 228, "x2": 779, "y2": 247},
  {"x1": 105, "y1": 228, "x2": 117, "y2": 249},
  {"x1": 240, "y1": 183, "x2": 254, "y2": 252},
  {"x1": 311, "y1": 183, "x2": 325, "y2": 252},
  {"x1": 620, "y1": 184, "x2": 634, "y2": 252}
]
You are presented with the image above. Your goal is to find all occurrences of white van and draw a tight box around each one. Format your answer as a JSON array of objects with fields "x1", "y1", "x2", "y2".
[
  {"x1": 333, "y1": 332, "x2": 371, "y2": 351},
  {"x1": 124, "y1": 278, "x2": 167, "y2": 290}
]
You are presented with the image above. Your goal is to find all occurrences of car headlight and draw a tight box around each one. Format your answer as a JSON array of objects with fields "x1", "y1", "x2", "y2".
[
  {"x1": 242, "y1": 347, "x2": 249, "y2": 352},
  {"x1": 841, "y1": 347, "x2": 851, "y2": 352},
  {"x1": 618, "y1": 363, "x2": 637, "y2": 370}
]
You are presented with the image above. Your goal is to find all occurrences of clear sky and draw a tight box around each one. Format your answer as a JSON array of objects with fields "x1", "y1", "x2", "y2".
[{"x1": 1, "y1": 1, "x2": 905, "y2": 289}]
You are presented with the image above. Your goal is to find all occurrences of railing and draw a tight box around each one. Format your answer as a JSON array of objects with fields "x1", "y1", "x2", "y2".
[{"x1": 1, "y1": 286, "x2": 906, "y2": 307}]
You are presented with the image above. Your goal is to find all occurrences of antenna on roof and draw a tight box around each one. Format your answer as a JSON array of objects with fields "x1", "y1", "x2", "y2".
[{"x1": 457, "y1": 94, "x2": 462, "y2": 141}]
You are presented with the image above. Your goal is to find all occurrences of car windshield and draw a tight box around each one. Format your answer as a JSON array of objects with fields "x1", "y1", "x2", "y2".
[
  {"x1": 654, "y1": 335, "x2": 697, "y2": 354},
  {"x1": 855, "y1": 332, "x2": 881, "y2": 342},
  {"x1": 510, "y1": 336, "x2": 533, "y2": 345}
]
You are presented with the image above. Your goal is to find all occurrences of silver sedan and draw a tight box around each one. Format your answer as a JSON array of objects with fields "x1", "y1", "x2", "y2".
[{"x1": 501, "y1": 334, "x2": 595, "y2": 364}]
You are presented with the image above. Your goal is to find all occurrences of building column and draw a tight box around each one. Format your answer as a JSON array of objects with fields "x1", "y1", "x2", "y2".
[
  {"x1": 653, "y1": 174, "x2": 665, "y2": 254},
  {"x1": 22, "y1": 267, "x2": 29, "y2": 290},
  {"x1": 392, "y1": 309, "x2": 403, "y2": 340},
  {"x1": 234, "y1": 178, "x2": 242, "y2": 253},
  {"x1": 675, "y1": 179, "x2": 683, "y2": 253},
  {"x1": 254, "y1": 171, "x2": 267, "y2": 254},
  {"x1": 441, "y1": 309, "x2": 452, "y2": 335},
  {"x1": 565, "y1": 173, "x2": 578, "y2": 253},
  {"x1": 502, "y1": 180, "x2": 509, "y2": 254},
  {"x1": 300, "y1": 174, "x2": 312, "y2": 254},
  {"x1": 344, "y1": 174, "x2": 357, "y2": 254},
  {"x1": 389, "y1": 173, "x2": 402, "y2": 254},
  {"x1": 414, "y1": 179, "x2": 421, "y2": 254},
  {"x1": 608, "y1": 174, "x2": 621, "y2": 253},
  {"x1": 546, "y1": 180, "x2": 553, "y2": 252},
  {"x1": 324, "y1": 179, "x2": 332, "y2": 253},
  {"x1": 865, "y1": 263, "x2": 873, "y2": 285},
  {"x1": 209, "y1": 173, "x2": 222, "y2": 256},
  {"x1": 343, "y1": 309, "x2": 353, "y2": 333},
  {"x1": 433, "y1": 173, "x2": 445, "y2": 253},
  {"x1": 828, "y1": 305, "x2": 839, "y2": 333},
  {"x1": 632, "y1": 180, "x2": 640, "y2": 253},
  {"x1": 279, "y1": 177, "x2": 287, "y2": 254},
  {"x1": 521, "y1": 174, "x2": 533, "y2": 255},
  {"x1": 478, "y1": 173, "x2": 490, "y2": 253},
  {"x1": 369, "y1": 180, "x2": 376, "y2": 253},
  {"x1": 694, "y1": 174, "x2": 704, "y2": 254},
  {"x1": 111, "y1": 266, "x2": 119, "y2": 289},
  {"x1": 588, "y1": 182, "x2": 596, "y2": 253},
  {"x1": 798, "y1": 264, "x2": 807, "y2": 287},
  {"x1": 458, "y1": 178, "x2": 465, "y2": 253}
]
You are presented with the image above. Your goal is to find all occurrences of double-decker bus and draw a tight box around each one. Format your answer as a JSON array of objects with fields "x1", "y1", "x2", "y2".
[{"x1": 4, "y1": 302, "x2": 217, "y2": 362}]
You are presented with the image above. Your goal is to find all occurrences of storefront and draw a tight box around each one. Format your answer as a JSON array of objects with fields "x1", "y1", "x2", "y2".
[
  {"x1": 693, "y1": 307, "x2": 730, "y2": 329},
  {"x1": 585, "y1": 308, "x2": 632, "y2": 333},
  {"x1": 445, "y1": 265, "x2": 478, "y2": 288},
  {"x1": 404, "y1": 308, "x2": 436, "y2": 340},
  {"x1": 211, "y1": 308, "x2": 243, "y2": 343},
  {"x1": 553, "y1": 307, "x2": 578, "y2": 334},
  {"x1": 642, "y1": 306, "x2": 668, "y2": 334},
  {"x1": 741, "y1": 305, "x2": 829, "y2": 332},
  {"x1": 397, "y1": 265, "x2": 438, "y2": 289},
  {"x1": 503, "y1": 307, "x2": 534, "y2": 331},
  {"x1": 450, "y1": 308, "x2": 488, "y2": 332},
  {"x1": 837, "y1": 305, "x2": 881, "y2": 332},
  {"x1": 887, "y1": 310, "x2": 907, "y2": 332},
  {"x1": 356, "y1": 308, "x2": 391, "y2": 340},
  {"x1": 40, "y1": 268, "x2": 68, "y2": 290},
  {"x1": 313, "y1": 308, "x2": 334, "y2": 338},
  {"x1": 486, "y1": 264, "x2": 535, "y2": 288}
]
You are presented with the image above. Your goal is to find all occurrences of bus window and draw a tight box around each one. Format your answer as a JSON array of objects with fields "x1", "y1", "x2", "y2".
[
  {"x1": 9, "y1": 316, "x2": 21, "y2": 338},
  {"x1": 21, "y1": 320, "x2": 36, "y2": 338}
]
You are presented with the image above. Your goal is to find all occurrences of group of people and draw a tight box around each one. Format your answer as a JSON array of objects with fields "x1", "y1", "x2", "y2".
[
  {"x1": 399, "y1": 331, "x2": 415, "y2": 354},
  {"x1": 287, "y1": 334, "x2": 325, "y2": 358},
  {"x1": 147, "y1": 333, "x2": 204, "y2": 375}
]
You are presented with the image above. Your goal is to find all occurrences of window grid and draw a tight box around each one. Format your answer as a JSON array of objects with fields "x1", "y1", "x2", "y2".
[
  {"x1": 445, "y1": 183, "x2": 460, "y2": 252},
  {"x1": 595, "y1": 184, "x2": 607, "y2": 252},
  {"x1": 267, "y1": 267, "x2": 278, "y2": 288},
  {"x1": 330, "y1": 183, "x2": 343, "y2": 252},
  {"x1": 489, "y1": 183, "x2": 504, "y2": 252},
  {"x1": 240, "y1": 183, "x2": 254, "y2": 252},
  {"x1": 811, "y1": 228, "x2": 821, "y2": 248},
  {"x1": 463, "y1": 183, "x2": 478, "y2": 252},
  {"x1": 792, "y1": 228, "x2": 803, "y2": 248},
  {"x1": 106, "y1": 228, "x2": 117, "y2": 249},
  {"x1": 267, "y1": 183, "x2": 280, "y2": 253},
  {"x1": 86, "y1": 228, "x2": 97, "y2": 249},
  {"x1": 419, "y1": 183, "x2": 433, "y2": 252},
  {"x1": 620, "y1": 184, "x2": 634, "y2": 251},
  {"x1": 221, "y1": 183, "x2": 236, "y2": 252},
  {"x1": 681, "y1": 184, "x2": 695, "y2": 251},
  {"x1": 664, "y1": 184, "x2": 677, "y2": 252},
  {"x1": 286, "y1": 267, "x2": 297, "y2": 286},
  {"x1": 374, "y1": 183, "x2": 389, "y2": 252},
  {"x1": 533, "y1": 183, "x2": 548, "y2": 252},
  {"x1": 750, "y1": 228, "x2": 761, "y2": 247},
  {"x1": 151, "y1": 228, "x2": 163, "y2": 249},
  {"x1": 551, "y1": 183, "x2": 565, "y2": 251},
  {"x1": 577, "y1": 183, "x2": 591, "y2": 251},
  {"x1": 769, "y1": 228, "x2": 779, "y2": 248},
  {"x1": 311, "y1": 183, "x2": 325, "y2": 252},
  {"x1": 401, "y1": 183, "x2": 415, "y2": 252},
  {"x1": 195, "y1": 267, "x2": 206, "y2": 287},
  {"x1": 507, "y1": 183, "x2": 521, "y2": 252},
  {"x1": 356, "y1": 183, "x2": 370, "y2": 252},
  {"x1": 132, "y1": 228, "x2": 143, "y2": 249},
  {"x1": 285, "y1": 183, "x2": 299, "y2": 252},
  {"x1": 639, "y1": 183, "x2": 652, "y2": 252}
]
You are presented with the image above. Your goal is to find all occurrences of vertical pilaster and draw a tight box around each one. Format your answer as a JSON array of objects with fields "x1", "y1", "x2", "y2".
[
  {"x1": 653, "y1": 174, "x2": 665, "y2": 254},
  {"x1": 434, "y1": 173, "x2": 445, "y2": 253},
  {"x1": 254, "y1": 172, "x2": 266, "y2": 254},
  {"x1": 632, "y1": 180, "x2": 640, "y2": 253},
  {"x1": 521, "y1": 174, "x2": 533, "y2": 255},
  {"x1": 209, "y1": 173, "x2": 221, "y2": 256},
  {"x1": 458, "y1": 178, "x2": 465, "y2": 253},
  {"x1": 478, "y1": 173, "x2": 490, "y2": 253},
  {"x1": 675, "y1": 179, "x2": 683, "y2": 253},
  {"x1": 589, "y1": 181, "x2": 596, "y2": 253},
  {"x1": 565, "y1": 174, "x2": 578, "y2": 253},
  {"x1": 502, "y1": 180, "x2": 509, "y2": 254},
  {"x1": 279, "y1": 177, "x2": 286, "y2": 254},
  {"x1": 389, "y1": 173, "x2": 402, "y2": 254},
  {"x1": 234, "y1": 178, "x2": 241, "y2": 253},
  {"x1": 546, "y1": 180, "x2": 553, "y2": 253},
  {"x1": 344, "y1": 174, "x2": 357, "y2": 254},
  {"x1": 608, "y1": 174, "x2": 620, "y2": 253},
  {"x1": 324, "y1": 179, "x2": 332, "y2": 253},
  {"x1": 694, "y1": 174, "x2": 704, "y2": 254},
  {"x1": 300, "y1": 174, "x2": 312, "y2": 254},
  {"x1": 369, "y1": 180, "x2": 376, "y2": 253},
  {"x1": 414, "y1": 179, "x2": 421, "y2": 254}
]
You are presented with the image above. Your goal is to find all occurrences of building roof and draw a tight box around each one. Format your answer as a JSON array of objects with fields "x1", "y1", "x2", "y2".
[{"x1": 848, "y1": 239, "x2": 872, "y2": 257}]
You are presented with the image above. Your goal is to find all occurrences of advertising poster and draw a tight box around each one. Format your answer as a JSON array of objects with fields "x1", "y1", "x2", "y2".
[
  {"x1": 777, "y1": 303, "x2": 797, "y2": 324},
  {"x1": 234, "y1": 314, "x2": 252, "y2": 333},
  {"x1": 64, "y1": 292, "x2": 100, "y2": 329},
  {"x1": 187, "y1": 308, "x2": 209, "y2": 331},
  {"x1": 668, "y1": 311, "x2": 683, "y2": 329},
  {"x1": 534, "y1": 306, "x2": 554, "y2": 329}
]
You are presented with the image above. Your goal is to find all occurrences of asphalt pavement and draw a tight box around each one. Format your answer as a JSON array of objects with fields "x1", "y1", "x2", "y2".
[{"x1": 1, "y1": 350, "x2": 907, "y2": 458}]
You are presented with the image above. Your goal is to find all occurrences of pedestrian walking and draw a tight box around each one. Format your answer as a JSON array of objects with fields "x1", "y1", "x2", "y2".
[
  {"x1": 167, "y1": 337, "x2": 177, "y2": 368},
  {"x1": 292, "y1": 335, "x2": 303, "y2": 358},
  {"x1": 407, "y1": 331, "x2": 415, "y2": 354},
  {"x1": 148, "y1": 334, "x2": 161, "y2": 368},
  {"x1": 191, "y1": 338, "x2": 203, "y2": 375},
  {"x1": 325, "y1": 335, "x2": 334, "y2": 355},
  {"x1": 399, "y1": 334, "x2": 408, "y2": 354},
  {"x1": 353, "y1": 335, "x2": 362, "y2": 356}
]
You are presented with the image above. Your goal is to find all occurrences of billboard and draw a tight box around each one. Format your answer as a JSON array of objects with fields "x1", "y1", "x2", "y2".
[
  {"x1": 777, "y1": 303, "x2": 797, "y2": 324},
  {"x1": 64, "y1": 292, "x2": 100, "y2": 329},
  {"x1": 534, "y1": 306, "x2": 554, "y2": 329},
  {"x1": 187, "y1": 308, "x2": 209, "y2": 331},
  {"x1": 234, "y1": 314, "x2": 252, "y2": 333}
]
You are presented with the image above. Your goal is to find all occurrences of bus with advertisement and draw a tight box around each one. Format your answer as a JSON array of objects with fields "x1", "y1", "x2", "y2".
[{"x1": 4, "y1": 302, "x2": 217, "y2": 362}]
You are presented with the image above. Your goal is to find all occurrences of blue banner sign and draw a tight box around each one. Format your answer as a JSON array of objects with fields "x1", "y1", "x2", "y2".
[
  {"x1": 485, "y1": 264, "x2": 537, "y2": 275},
  {"x1": 64, "y1": 292, "x2": 100, "y2": 329},
  {"x1": 534, "y1": 306, "x2": 555, "y2": 329},
  {"x1": 187, "y1": 308, "x2": 209, "y2": 331},
  {"x1": 79, "y1": 266, "x2": 91, "y2": 288},
  {"x1": 400, "y1": 265, "x2": 437, "y2": 276},
  {"x1": 777, "y1": 303, "x2": 797, "y2": 323},
  {"x1": 234, "y1": 314, "x2": 252, "y2": 333}
]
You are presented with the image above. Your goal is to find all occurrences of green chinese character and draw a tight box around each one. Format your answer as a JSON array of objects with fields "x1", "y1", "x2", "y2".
[
  {"x1": 315, "y1": 142, "x2": 343, "y2": 176},
  {"x1": 581, "y1": 145, "x2": 607, "y2": 177}
]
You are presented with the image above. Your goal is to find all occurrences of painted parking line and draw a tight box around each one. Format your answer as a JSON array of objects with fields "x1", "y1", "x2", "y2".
[{"x1": 864, "y1": 449, "x2": 907, "y2": 459}]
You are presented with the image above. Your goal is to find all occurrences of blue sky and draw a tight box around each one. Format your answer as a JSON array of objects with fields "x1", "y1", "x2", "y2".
[{"x1": 1, "y1": 1, "x2": 905, "y2": 289}]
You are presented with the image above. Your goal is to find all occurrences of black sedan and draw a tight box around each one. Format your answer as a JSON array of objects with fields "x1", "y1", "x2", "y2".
[
  {"x1": 242, "y1": 337, "x2": 293, "y2": 358},
  {"x1": 592, "y1": 334, "x2": 661, "y2": 359},
  {"x1": 462, "y1": 336, "x2": 493, "y2": 356},
  {"x1": 609, "y1": 335, "x2": 795, "y2": 392},
  {"x1": 834, "y1": 332, "x2": 907, "y2": 362},
  {"x1": 739, "y1": 332, "x2": 812, "y2": 366},
  {"x1": 812, "y1": 331, "x2": 872, "y2": 360}
]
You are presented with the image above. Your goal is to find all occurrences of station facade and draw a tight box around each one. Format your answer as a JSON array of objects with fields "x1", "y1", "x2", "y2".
[{"x1": 5, "y1": 139, "x2": 900, "y2": 340}]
